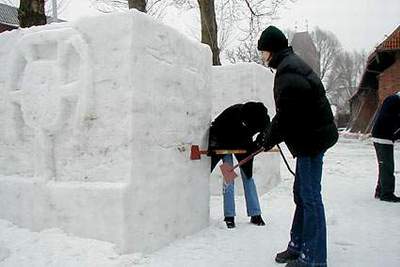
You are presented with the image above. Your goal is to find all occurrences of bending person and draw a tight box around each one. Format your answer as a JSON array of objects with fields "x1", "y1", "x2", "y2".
[{"x1": 209, "y1": 102, "x2": 270, "y2": 229}]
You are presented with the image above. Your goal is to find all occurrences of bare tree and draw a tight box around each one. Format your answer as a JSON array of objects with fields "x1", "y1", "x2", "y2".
[
  {"x1": 224, "y1": 0, "x2": 295, "y2": 64},
  {"x1": 18, "y1": 0, "x2": 46, "y2": 27},
  {"x1": 128, "y1": 0, "x2": 146, "y2": 12},
  {"x1": 226, "y1": 32, "x2": 262, "y2": 64},
  {"x1": 91, "y1": 0, "x2": 169, "y2": 19},
  {"x1": 198, "y1": 0, "x2": 220, "y2": 65},
  {"x1": 92, "y1": 0, "x2": 222, "y2": 65},
  {"x1": 226, "y1": 27, "x2": 297, "y2": 64},
  {"x1": 3, "y1": 0, "x2": 70, "y2": 19},
  {"x1": 91, "y1": 0, "x2": 294, "y2": 65},
  {"x1": 310, "y1": 27, "x2": 342, "y2": 82},
  {"x1": 326, "y1": 50, "x2": 367, "y2": 113},
  {"x1": 45, "y1": 0, "x2": 70, "y2": 19}
]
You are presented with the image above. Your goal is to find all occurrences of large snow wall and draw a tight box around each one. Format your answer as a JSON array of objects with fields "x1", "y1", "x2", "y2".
[
  {"x1": 210, "y1": 63, "x2": 280, "y2": 196},
  {"x1": 0, "y1": 11, "x2": 211, "y2": 253}
]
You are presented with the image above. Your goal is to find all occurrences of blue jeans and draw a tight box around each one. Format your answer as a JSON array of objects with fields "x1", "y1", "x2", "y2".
[
  {"x1": 287, "y1": 152, "x2": 327, "y2": 266},
  {"x1": 222, "y1": 154, "x2": 261, "y2": 217}
]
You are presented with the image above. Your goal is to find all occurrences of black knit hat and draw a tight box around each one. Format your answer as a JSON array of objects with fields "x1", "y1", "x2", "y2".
[
  {"x1": 257, "y1": 25, "x2": 288, "y2": 52},
  {"x1": 241, "y1": 102, "x2": 270, "y2": 132}
]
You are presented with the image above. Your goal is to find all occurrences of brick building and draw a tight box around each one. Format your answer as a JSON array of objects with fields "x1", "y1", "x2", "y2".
[{"x1": 348, "y1": 25, "x2": 400, "y2": 133}]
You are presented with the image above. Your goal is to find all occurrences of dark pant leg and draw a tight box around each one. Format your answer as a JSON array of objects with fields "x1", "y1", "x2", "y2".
[
  {"x1": 291, "y1": 153, "x2": 327, "y2": 266},
  {"x1": 374, "y1": 143, "x2": 395, "y2": 198},
  {"x1": 287, "y1": 159, "x2": 303, "y2": 254}
]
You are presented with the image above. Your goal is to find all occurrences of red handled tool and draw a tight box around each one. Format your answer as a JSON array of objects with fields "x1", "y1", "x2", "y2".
[
  {"x1": 219, "y1": 147, "x2": 265, "y2": 182},
  {"x1": 190, "y1": 145, "x2": 247, "y2": 160}
]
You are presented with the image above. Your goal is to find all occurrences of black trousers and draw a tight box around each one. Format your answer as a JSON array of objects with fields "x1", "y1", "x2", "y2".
[{"x1": 374, "y1": 142, "x2": 395, "y2": 198}]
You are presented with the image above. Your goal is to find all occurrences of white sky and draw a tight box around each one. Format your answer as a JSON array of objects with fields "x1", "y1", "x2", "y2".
[
  {"x1": 2, "y1": 0, "x2": 399, "y2": 53},
  {"x1": 274, "y1": 0, "x2": 400, "y2": 52}
]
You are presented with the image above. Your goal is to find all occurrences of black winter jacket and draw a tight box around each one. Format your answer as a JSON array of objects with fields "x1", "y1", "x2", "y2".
[
  {"x1": 208, "y1": 104, "x2": 268, "y2": 177},
  {"x1": 372, "y1": 94, "x2": 400, "y2": 141},
  {"x1": 264, "y1": 47, "x2": 338, "y2": 157}
]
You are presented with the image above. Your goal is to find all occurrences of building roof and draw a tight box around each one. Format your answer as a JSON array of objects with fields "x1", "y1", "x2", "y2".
[
  {"x1": 351, "y1": 25, "x2": 400, "y2": 101},
  {"x1": 0, "y1": 3, "x2": 65, "y2": 29},
  {"x1": 0, "y1": 3, "x2": 19, "y2": 27},
  {"x1": 376, "y1": 25, "x2": 400, "y2": 51}
]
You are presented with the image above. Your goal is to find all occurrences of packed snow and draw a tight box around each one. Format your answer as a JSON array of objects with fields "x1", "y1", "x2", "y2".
[
  {"x1": 0, "y1": 10, "x2": 283, "y2": 255},
  {"x1": 0, "y1": 11, "x2": 213, "y2": 254},
  {"x1": 210, "y1": 63, "x2": 280, "y2": 196},
  {"x1": 1, "y1": 8, "x2": 399, "y2": 267},
  {"x1": 0, "y1": 136, "x2": 399, "y2": 266}
]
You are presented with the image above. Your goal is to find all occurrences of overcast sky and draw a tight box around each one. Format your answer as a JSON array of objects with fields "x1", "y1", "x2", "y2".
[
  {"x1": 63, "y1": 0, "x2": 400, "y2": 53},
  {"x1": 274, "y1": 0, "x2": 400, "y2": 52},
  {"x1": 2, "y1": 0, "x2": 399, "y2": 53}
]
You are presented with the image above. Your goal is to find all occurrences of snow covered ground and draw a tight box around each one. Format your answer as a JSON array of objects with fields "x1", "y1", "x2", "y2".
[{"x1": 1, "y1": 136, "x2": 399, "y2": 267}]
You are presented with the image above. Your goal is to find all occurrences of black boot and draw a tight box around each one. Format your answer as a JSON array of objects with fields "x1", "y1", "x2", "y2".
[
  {"x1": 285, "y1": 259, "x2": 309, "y2": 267},
  {"x1": 275, "y1": 249, "x2": 299, "y2": 263},
  {"x1": 374, "y1": 188, "x2": 380, "y2": 199},
  {"x1": 380, "y1": 194, "x2": 400, "y2": 202},
  {"x1": 250, "y1": 215, "x2": 265, "y2": 226},
  {"x1": 224, "y1": 216, "x2": 235, "y2": 228}
]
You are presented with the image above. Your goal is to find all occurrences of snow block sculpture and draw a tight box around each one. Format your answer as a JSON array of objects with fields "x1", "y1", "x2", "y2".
[
  {"x1": 210, "y1": 63, "x2": 280, "y2": 195},
  {"x1": 0, "y1": 11, "x2": 212, "y2": 253}
]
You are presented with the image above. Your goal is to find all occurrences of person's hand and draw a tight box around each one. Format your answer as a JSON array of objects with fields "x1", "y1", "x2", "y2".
[
  {"x1": 393, "y1": 128, "x2": 400, "y2": 141},
  {"x1": 255, "y1": 130, "x2": 275, "y2": 151},
  {"x1": 207, "y1": 140, "x2": 218, "y2": 156},
  {"x1": 262, "y1": 141, "x2": 275, "y2": 152},
  {"x1": 255, "y1": 131, "x2": 266, "y2": 148}
]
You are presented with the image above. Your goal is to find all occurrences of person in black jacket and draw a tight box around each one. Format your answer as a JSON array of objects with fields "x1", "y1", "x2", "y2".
[
  {"x1": 372, "y1": 92, "x2": 400, "y2": 202},
  {"x1": 256, "y1": 26, "x2": 338, "y2": 267},
  {"x1": 209, "y1": 102, "x2": 270, "y2": 228}
]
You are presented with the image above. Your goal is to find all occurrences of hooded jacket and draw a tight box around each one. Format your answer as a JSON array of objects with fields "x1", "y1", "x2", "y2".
[
  {"x1": 208, "y1": 103, "x2": 270, "y2": 177},
  {"x1": 372, "y1": 93, "x2": 400, "y2": 143}
]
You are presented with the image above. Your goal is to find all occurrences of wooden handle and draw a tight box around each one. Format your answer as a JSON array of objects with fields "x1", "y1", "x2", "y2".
[
  {"x1": 214, "y1": 149, "x2": 247, "y2": 154},
  {"x1": 200, "y1": 147, "x2": 278, "y2": 155},
  {"x1": 232, "y1": 148, "x2": 265, "y2": 169}
]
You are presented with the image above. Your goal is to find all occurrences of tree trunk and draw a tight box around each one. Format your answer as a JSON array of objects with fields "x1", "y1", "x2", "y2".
[
  {"x1": 197, "y1": 0, "x2": 221, "y2": 65},
  {"x1": 18, "y1": 0, "x2": 46, "y2": 28},
  {"x1": 128, "y1": 0, "x2": 147, "y2": 12}
]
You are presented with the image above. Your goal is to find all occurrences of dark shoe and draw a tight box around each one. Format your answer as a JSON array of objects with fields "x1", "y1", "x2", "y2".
[
  {"x1": 374, "y1": 189, "x2": 380, "y2": 199},
  {"x1": 224, "y1": 216, "x2": 235, "y2": 228},
  {"x1": 275, "y1": 249, "x2": 299, "y2": 263},
  {"x1": 250, "y1": 215, "x2": 265, "y2": 226},
  {"x1": 285, "y1": 259, "x2": 309, "y2": 267},
  {"x1": 380, "y1": 194, "x2": 400, "y2": 202}
]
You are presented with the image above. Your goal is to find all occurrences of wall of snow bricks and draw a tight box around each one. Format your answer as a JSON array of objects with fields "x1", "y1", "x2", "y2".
[
  {"x1": 0, "y1": 11, "x2": 212, "y2": 253},
  {"x1": 0, "y1": 10, "x2": 280, "y2": 254}
]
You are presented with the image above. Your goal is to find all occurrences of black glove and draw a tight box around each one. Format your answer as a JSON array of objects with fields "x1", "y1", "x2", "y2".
[
  {"x1": 247, "y1": 140, "x2": 260, "y2": 153},
  {"x1": 255, "y1": 129, "x2": 274, "y2": 151},
  {"x1": 207, "y1": 138, "x2": 218, "y2": 156},
  {"x1": 255, "y1": 131, "x2": 267, "y2": 149},
  {"x1": 262, "y1": 139, "x2": 275, "y2": 152}
]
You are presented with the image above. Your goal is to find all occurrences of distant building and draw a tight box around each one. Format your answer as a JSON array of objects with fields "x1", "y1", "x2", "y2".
[
  {"x1": 291, "y1": 31, "x2": 320, "y2": 77},
  {"x1": 0, "y1": 3, "x2": 63, "y2": 34},
  {"x1": 0, "y1": 3, "x2": 19, "y2": 32},
  {"x1": 348, "y1": 25, "x2": 400, "y2": 133}
]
